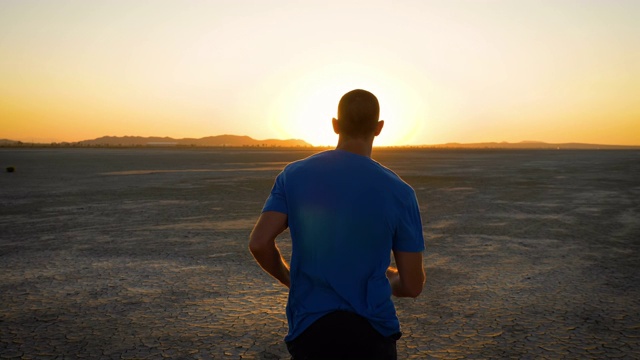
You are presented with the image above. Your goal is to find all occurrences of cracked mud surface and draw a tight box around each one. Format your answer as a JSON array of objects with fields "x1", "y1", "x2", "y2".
[{"x1": 1, "y1": 148, "x2": 639, "y2": 359}]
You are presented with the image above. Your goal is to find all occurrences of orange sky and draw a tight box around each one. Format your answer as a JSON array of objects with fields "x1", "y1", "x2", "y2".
[{"x1": 1, "y1": 0, "x2": 638, "y2": 146}]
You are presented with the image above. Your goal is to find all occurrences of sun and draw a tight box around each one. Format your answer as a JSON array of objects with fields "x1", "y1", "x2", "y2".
[
  {"x1": 270, "y1": 86, "x2": 341, "y2": 147},
  {"x1": 267, "y1": 63, "x2": 425, "y2": 147}
]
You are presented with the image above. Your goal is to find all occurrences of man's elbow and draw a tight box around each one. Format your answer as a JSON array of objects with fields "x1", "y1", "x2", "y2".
[
  {"x1": 405, "y1": 273, "x2": 426, "y2": 298},
  {"x1": 248, "y1": 232, "x2": 271, "y2": 256},
  {"x1": 248, "y1": 236, "x2": 261, "y2": 255},
  {"x1": 248, "y1": 241, "x2": 261, "y2": 256}
]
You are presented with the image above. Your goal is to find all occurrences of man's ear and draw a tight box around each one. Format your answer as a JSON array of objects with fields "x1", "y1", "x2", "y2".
[
  {"x1": 374, "y1": 120, "x2": 384, "y2": 136},
  {"x1": 332, "y1": 118, "x2": 340, "y2": 134}
]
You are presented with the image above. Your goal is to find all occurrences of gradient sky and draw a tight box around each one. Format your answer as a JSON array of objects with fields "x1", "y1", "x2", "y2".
[{"x1": 1, "y1": 0, "x2": 638, "y2": 146}]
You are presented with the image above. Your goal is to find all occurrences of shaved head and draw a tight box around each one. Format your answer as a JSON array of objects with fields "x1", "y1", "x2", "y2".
[{"x1": 336, "y1": 89, "x2": 380, "y2": 138}]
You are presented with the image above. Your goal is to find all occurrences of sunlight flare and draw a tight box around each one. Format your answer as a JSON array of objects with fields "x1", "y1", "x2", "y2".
[{"x1": 267, "y1": 63, "x2": 426, "y2": 147}]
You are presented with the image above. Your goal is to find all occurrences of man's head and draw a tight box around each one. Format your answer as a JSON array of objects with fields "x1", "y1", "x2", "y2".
[{"x1": 333, "y1": 89, "x2": 384, "y2": 139}]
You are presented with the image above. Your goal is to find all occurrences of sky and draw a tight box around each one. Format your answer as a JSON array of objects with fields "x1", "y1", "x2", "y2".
[{"x1": 1, "y1": 0, "x2": 638, "y2": 146}]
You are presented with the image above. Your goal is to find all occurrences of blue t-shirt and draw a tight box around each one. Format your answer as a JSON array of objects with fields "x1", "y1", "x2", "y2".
[{"x1": 262, "y1": 149, "x2": 425, "y2": 341}]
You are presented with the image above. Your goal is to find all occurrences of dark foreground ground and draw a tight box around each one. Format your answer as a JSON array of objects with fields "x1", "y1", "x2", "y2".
[{"x1": 1, "y1": 148, "x2": 639, "y2": 359}]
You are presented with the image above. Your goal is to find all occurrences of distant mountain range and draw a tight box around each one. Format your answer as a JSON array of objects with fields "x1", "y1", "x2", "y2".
[
  {"x1": 1, "y1": 137, "x2": 639, "y2": 149},
  {"x1": 0, "y1": 139, "x2": 21, "y2": 145},
  {"x1": 424, "y1": 141, "x2": 640, "y2": 150},
  {"x1": 76, "y1": 135, "x2": 311, "y2": 147}
]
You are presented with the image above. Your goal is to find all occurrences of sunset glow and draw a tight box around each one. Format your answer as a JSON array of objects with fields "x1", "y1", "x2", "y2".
[
  {"x1": 266, "y1": 62, "x2": 427, "y2": 146},
  {"x1": 1, "y1": 1, "x2": 638, "y2": 146}
]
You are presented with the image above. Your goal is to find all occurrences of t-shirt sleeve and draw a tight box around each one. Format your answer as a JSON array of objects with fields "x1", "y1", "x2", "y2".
[
  {"x1": 262, "y1": 171, "x2": 288, "y2": 214},
  {"x1": 392, "y1": 190, "x2": 425, "y2": 252}
]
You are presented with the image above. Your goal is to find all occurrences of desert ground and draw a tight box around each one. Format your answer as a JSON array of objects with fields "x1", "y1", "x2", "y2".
[{"x1": 1, "y1": 147, "x2": 639, "y2": 359}]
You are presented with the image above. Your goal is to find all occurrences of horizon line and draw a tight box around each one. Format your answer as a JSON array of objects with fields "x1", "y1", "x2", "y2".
[{"x1": 2, "y1": 135, "x2": 640, "y2": 149}]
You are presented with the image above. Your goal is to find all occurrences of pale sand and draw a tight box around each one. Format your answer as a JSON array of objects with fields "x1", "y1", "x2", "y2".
[{"x1": 1, "y1": 148, "x2": 639, "y2": 359}]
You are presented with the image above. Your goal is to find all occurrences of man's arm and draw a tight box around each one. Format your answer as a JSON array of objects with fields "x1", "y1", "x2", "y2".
[
  {"x1": 386, "y1": 251, "x2": 425, "y2": 298},
  {"x1": 249, "y1": 211, "x2": 290, "y2": 288}
]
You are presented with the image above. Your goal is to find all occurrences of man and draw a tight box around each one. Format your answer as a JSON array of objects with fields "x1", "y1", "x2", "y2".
[{"x1": 249, "y1": 89, "x2": 425, "y2": 359}]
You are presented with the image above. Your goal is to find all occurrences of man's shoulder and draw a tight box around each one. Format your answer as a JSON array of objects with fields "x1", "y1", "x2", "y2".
[
  {"x1": 282, "y1": 151, "x2": 415, "y2": 192},
  {"x1": 375, "y1": 164, "x2": 415, "y2": 193},
  {"x1": 283, "y1": 150, "x2": 333, "y2": 171}
]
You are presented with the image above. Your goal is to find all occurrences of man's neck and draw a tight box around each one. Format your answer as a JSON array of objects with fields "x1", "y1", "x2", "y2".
[{"x1": 335, "y1": 137, "x2": 374, "y2": 158}]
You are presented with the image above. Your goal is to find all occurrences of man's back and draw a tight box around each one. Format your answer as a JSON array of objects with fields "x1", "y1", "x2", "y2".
[
  {"x1": 249, "y1": 89, "x2": 425, "y2": 359},
  {"x1": 263, "y1": 149, "x2": 424, "y2": 341}
]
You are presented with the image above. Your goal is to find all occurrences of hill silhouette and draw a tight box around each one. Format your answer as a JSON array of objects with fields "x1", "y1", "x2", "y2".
[
  {"x1": 75, "y1": 135, "x2": 311, "y2": 147},
  {"x1": 425, "y1": 141, "x2": 639, "y2": 150},
  {"x1": 2, "y1": 137, "x2": 639, "y2": 149},
  {"x1": 0, "y1": 139, "x2": 22, "y2": 145}
]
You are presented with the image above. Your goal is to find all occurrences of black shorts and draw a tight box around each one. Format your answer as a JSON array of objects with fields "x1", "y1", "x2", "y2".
[{"x1": 286, "y1": 311, "x2": 400, "y2": 360}]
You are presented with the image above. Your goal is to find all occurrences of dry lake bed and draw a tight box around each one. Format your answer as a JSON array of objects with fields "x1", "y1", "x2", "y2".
[{"x1": 1, "y1": 147, "x2": 639, "y2": 359}]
